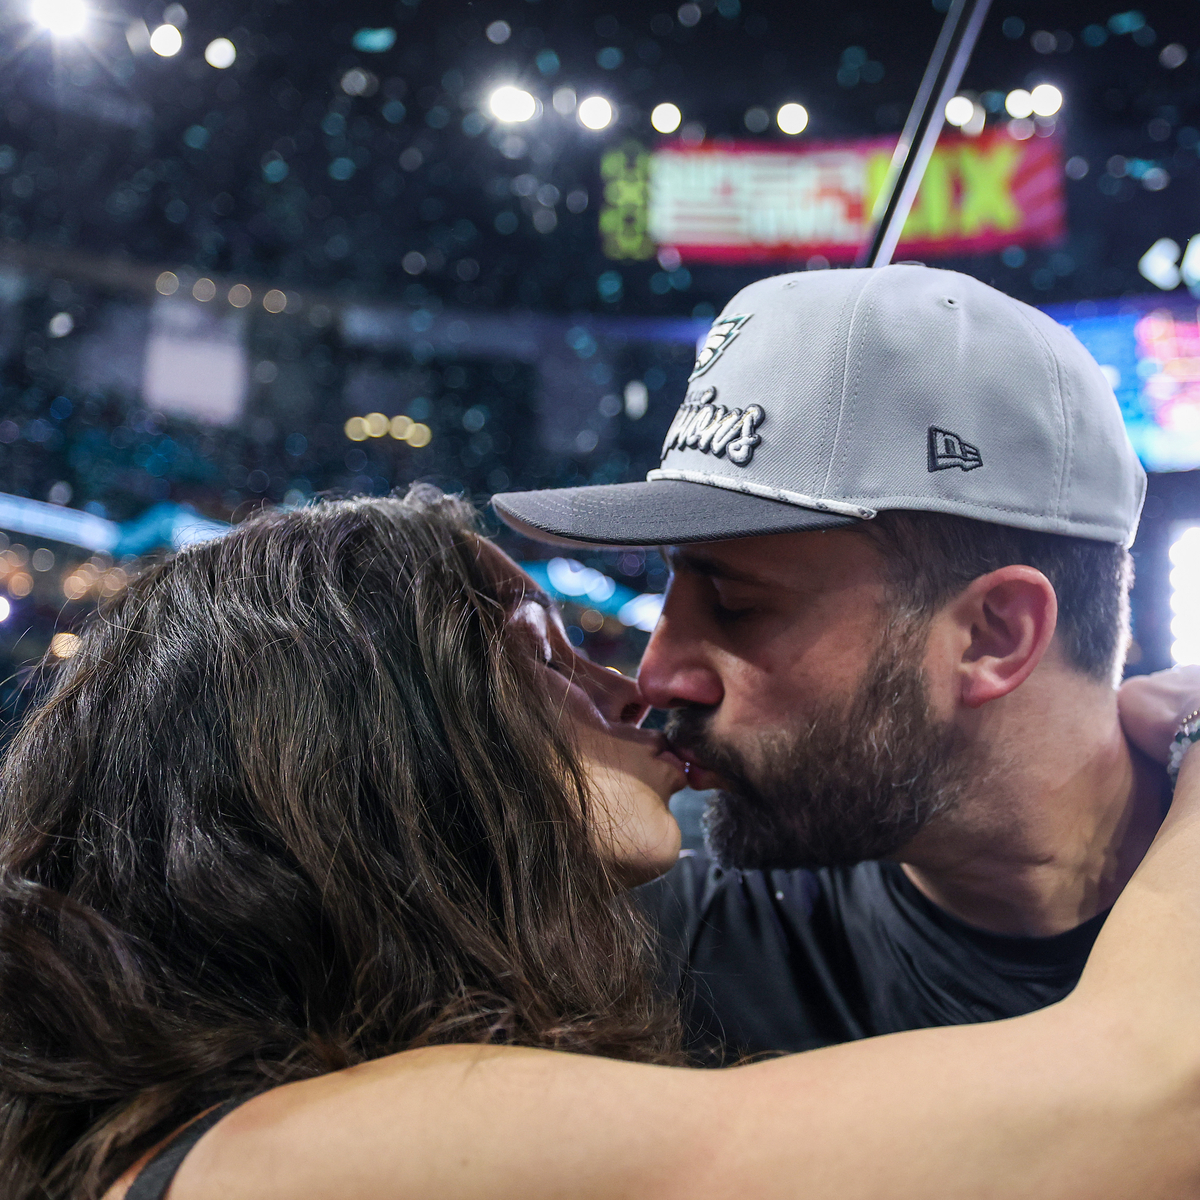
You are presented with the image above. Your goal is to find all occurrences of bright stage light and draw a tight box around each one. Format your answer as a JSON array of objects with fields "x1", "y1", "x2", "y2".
[
  {"x1": 30, "y1": 0, "x2": 88, "y2": 37},
  {"x1": 1030, "y1": 83, "x2": 1063, "y2": 116},
  {"x1": 489, "y1": 86, "x2": 536, "y2": 122},
  {"x1": 578, "y1": 95, "x2": 614, "y2": 130},
  {"x1": 651, "y1": 102, "x2": 682, "y2": 133},
  {"x1": 150, "y1": 23, "x2": 183, "y2": 56},
  {"x1": 204, "y1": 37, "x2": 236, "y2": 68},
  {"x1": 776, "y1": 103, "x2": 808, "y2": 135},
  {"x1": 1005, "y1": 89, "x2": 1034, "y2": 118},
  {"x1": 944, "y1": 95, "x2": 975, "y2": 127}
]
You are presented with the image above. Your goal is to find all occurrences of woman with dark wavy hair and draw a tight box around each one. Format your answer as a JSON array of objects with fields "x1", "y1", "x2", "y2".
[{"x1": 0, "y1": 487, "x2": 1199, "y2": 1200}]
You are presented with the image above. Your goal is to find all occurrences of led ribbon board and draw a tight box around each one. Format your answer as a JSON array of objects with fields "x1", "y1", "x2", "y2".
[
  {"x1": 601, "y1": 129, "x2": 1064, "y2": 264},
  {"x1": 1129, "y1": 310, "x2": 1200, "y2": 471},
  {"x1": 1042, "y1": 297, "x2": 1200, "y2": 475}
]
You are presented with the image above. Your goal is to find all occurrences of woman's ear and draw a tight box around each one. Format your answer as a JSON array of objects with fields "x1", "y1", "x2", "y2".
[{"x1": 945, "y1": 566, "x2": 1059, "y2": 709}]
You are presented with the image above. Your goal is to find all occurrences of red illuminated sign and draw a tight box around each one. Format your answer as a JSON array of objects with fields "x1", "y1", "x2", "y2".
[{"x1": 600, "y1": 128, "x2": 1065, "y2": 264}]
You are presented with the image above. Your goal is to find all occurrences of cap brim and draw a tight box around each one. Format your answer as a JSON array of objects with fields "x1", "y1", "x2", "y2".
[{"x1": 491, "y1": 479, "x2": 859, "y2": 548}]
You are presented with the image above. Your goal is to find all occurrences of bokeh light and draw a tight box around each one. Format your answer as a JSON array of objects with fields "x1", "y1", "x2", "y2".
[
  {"x1": 944, "y1": 95, "x2": 975, "y2": 127},
  {"x1": 48, "y1": 312, "x2": 74, "y2": 338},
  {"x1": 1139, "y1": 238, "x2": 1182, "y2": 291},
  {"x1": 1005, "y1": 89, "x2": 1034, "y2": 118},
  {"x1": 744, "y1": 107, "x2": 770, "y2": 132},
  {"x1": 776, "y1": 103, "x2": 809, "y2": 135},
  {"x1": 204, "y1": 37, "x2": 236, "y2": 68},
  {"x1": 49, "y1": 632, "x2": 81, "y2": 658},
  {"x1": 651, "y1": 103, "x2": 682, "y2": 134},
  {"x1": 1030, "y1": 84, "x2": 1063, "y2": 117},
  {"x1": 578, "y1": 96, "x2": 614, "y2": 130},
  {"x1": 149, "y1": 23, "x2": 183, "y2": 57},
  {"x1": 489, "y1": 86, "x2": 536, "y2": 123}
]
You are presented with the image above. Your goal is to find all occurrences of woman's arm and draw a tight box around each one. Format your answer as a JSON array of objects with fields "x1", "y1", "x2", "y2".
[
  {"x1": 1120, "y1": 664, "x2": 1200, "y2": 762},
  {"x1": 138, "y1": 744, "x2": 1200, "y2": 1200}
]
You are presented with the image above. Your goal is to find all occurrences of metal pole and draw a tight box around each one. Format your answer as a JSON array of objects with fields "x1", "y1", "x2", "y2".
[{"x1": 858, "y1": 0, "x2": 993, "y2": 268}]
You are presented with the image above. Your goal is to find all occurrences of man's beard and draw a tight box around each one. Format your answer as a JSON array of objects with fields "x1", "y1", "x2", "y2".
[{"x1": 665, "y1": 622, "x2": 970, "y2": 871}]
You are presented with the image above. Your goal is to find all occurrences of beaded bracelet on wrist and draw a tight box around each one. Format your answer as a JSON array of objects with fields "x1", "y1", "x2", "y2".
[{"x1": 1166, "y1": 708, "x2": 1200, "y2": 787}]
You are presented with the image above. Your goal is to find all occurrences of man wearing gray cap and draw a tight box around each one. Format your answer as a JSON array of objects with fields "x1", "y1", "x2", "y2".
[{"x1": 492, "y1": 265, "x2": 1169, "y2": 1061}]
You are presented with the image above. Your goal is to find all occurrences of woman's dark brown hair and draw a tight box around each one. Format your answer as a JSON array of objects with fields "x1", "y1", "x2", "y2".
[{"x1": 0, "y1": 487, "x2": 678, "y2": 1199}]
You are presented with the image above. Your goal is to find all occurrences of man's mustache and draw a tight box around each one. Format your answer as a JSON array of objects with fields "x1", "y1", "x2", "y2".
[
  {"x1": 662, "y1": 708, "x2": 713, "y2": 762},
  {"x1": 663, "y1": 710, "x2": 754, "y2": 791}
]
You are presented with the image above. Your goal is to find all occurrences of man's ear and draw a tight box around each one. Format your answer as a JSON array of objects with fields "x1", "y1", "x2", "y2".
[{"x1": 944, "y1": 566, "x2": 1059, "y2": 709}]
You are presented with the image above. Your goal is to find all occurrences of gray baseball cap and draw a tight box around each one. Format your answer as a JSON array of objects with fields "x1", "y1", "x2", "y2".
[{"x1": 492, "y1": 265, "x2": 1146, "y2": 549}]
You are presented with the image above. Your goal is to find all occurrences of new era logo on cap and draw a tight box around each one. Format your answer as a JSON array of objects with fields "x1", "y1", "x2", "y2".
[{"x1": 928, "y1": 427, "x2": 983, "y2": 472}]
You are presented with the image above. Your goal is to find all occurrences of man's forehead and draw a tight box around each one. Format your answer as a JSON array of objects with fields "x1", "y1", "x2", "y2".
[
  {"x1": 667, "y1": 527, "x2": 881, "y2": 584},
  {"x1": 666, "y1": 544, "x2": 766, "y2": 583}
]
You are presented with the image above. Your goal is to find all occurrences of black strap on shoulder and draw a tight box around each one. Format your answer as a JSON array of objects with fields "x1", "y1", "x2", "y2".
[{"x1": 125, "y1": 1097, "x2": 249, "y2": 1200}]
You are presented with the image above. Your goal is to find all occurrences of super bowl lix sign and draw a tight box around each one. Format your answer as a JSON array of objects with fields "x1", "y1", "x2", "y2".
[{"x1": 601, "y1": 128, "x2": 1064, "y2": 264}]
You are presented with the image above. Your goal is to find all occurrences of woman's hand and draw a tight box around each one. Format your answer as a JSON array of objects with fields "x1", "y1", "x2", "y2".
[{"x1": 1118, "y1": 665, "x2": 1200, "y2": 763}]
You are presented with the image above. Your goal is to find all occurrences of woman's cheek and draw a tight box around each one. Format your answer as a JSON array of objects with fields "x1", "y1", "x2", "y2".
[{"x1": 581, "y1": 751, "x2": 683, "y2": 885}]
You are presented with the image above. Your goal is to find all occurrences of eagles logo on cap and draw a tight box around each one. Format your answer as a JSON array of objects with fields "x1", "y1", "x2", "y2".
[{"x1": 689, "y1": 313, "x2": 751, "y2": 381}]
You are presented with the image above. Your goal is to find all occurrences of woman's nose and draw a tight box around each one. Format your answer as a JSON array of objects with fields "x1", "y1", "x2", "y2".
[{"x1": 578, "y1": 660, "x2": 651, "y2": 726}]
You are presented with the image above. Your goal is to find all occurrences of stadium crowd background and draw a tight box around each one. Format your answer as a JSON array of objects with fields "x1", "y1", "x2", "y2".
[{"x1": 0, "y1": 0, "x2": 1197, "y2": 727}]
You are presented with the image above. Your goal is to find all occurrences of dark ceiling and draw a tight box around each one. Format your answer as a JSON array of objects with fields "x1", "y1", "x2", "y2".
[{"x1": 0, "y1": 0, "x2": 1197, "y2": 315}]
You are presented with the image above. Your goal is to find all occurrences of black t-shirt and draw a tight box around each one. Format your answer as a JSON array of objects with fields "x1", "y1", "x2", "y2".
[{"x1": 639, "y1": 852, "x2": 1109, "y2": 1063}]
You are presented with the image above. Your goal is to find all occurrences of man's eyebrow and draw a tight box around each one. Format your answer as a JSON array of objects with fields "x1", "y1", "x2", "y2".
[{"x1": 665, "y1": 547, "x2": 767, "y2": 585}]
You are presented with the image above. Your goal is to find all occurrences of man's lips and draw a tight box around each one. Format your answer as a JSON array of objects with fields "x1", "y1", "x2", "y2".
[
  {"x1": 645, "y1": 734, "x2": 688, "y2": 790},
  {"x1": 666, "y1": 741, "x2": 733, "y2": 792},
  {"x1": 685, "y1": 764, "x2": 731, "y2": 791}
]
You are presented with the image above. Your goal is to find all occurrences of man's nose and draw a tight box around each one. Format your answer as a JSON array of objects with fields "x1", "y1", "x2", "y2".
[{"x1": 638, "y1": 615, "x2": 724, "y2": 710}]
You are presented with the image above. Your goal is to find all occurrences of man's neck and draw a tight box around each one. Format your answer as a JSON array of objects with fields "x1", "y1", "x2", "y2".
[{"x1": 897, "y1": 678, "x2": 1169, "y2": 938}]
